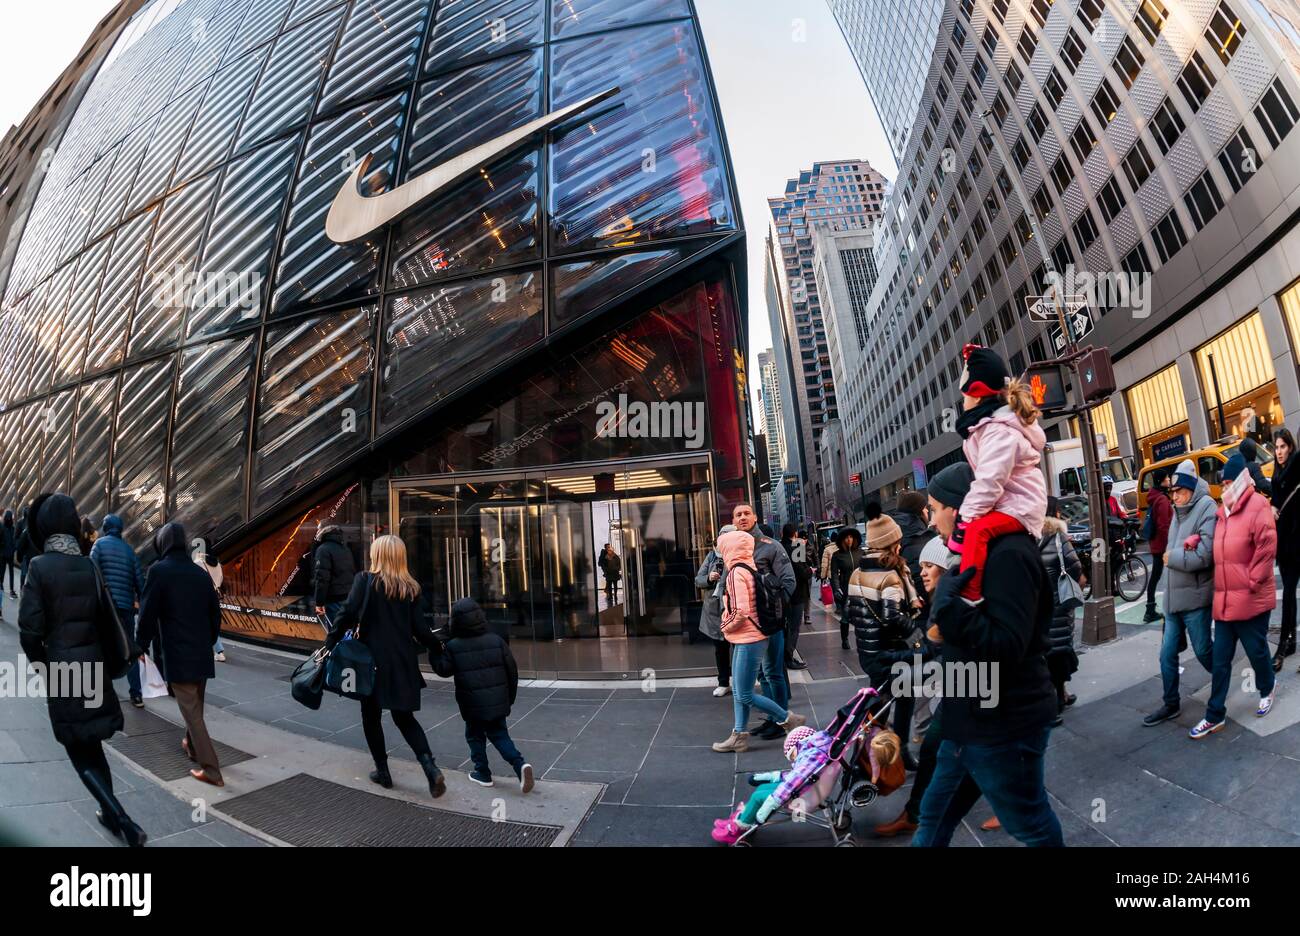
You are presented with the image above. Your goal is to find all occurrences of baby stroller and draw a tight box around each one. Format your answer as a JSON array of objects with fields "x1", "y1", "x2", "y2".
[{"x1": 731, "y1": 687, "x2": 896, "y2": 847}]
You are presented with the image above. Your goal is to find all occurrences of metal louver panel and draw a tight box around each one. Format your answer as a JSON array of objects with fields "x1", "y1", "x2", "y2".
[
  {"x1": 550, "y1": 0, "x2": 691, "y2": 38},
  {"x1": 225, "y1": 0, "x2": 295, "y2": 64},
  {"x1": 111, "y1": 358, "x2": 174, "y2": 548},
  {"x1": 39, "y1": 388, "x2": 77, "y2": 493},
  {"x1": 124, "y1": 82, "x2": 207, "y2": 218},
  {"x1": 17, "y1": 403, "x2": 47, "y2": 509},
  {"x1": 286, "y1": 0, "x2": 348, "y2": 30},
  {"x1": 272, "y1": 92, "x2": 407, "y2": 316},
  {"x1": 69, "y1": 373, "x2": 119, "y2": 520},
  {"x1": 128, "y1": 172, "x2": 222, "y2": 360},
  {"x1": 168, "y1": 333, "x2": 258, "y2": 539},
  {"x1": 85, "y1": 209, "x2": 157, "y2": 377},
  {"x1": 187, "y1": 135, "x2": 300, "y2": 341},
  {"x1": 27, "y1": 266, "x2": 76, "y2": 401},
  {"x1": 88, "y1": 118, "x2": 156, "y2": 242},
  {"x1": 59, "y1": 156, "x2": 115, "y2": 263},
  {"x1": 319, "y1": 0, "x2": 434, "y2": 112},
  {"x1": 173, "y1": 0, "x2": 247, "y2": 98},
  {"x1": 0, "y1": 407, "x2": 20, "y2": 506},
  {"x1": 235, "y1": 9, "x2": 345, "y2": 154},
  {"x1": 174, "y1": 48, "x2": 269, "y2": 186},
  {"x1": 424, "y1": 0, "x2": 545, "y2": 77},
  {"x1": 55, "y1": 237, "x2": 112, "y2": 387},
  {"x1": 254, "y1": 305, "x2": 375, "y2": 511}
]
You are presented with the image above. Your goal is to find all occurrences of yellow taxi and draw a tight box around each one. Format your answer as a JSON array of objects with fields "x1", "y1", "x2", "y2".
[{"x1": 1136, "y1": 437, "x2": 1274, "y2": 517}]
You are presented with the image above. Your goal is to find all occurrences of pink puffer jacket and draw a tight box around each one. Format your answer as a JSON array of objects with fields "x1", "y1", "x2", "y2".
[
  {"x1": 960, "y1": 405, "x2": 1048, "y2": 538},
  {"x1": 1212, "y1": 485, "x2": 1277, "y2": 622},
  {"x1": 718, "y1": 530, "x2": 763, "y2": 644}
]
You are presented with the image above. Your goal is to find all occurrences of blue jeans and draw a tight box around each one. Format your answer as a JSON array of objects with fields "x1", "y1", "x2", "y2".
[
  {"x1": 731, "y1": 639, "x2": 788, "y2": 732},
  {"x1": 465, "y1": 716, "x2": 524, "y2": 777},
  {"x1": 119, "y1": 608, "x2": 140, "y2": 697},
  {"x1": 914, "y1": 728, "x2": 1063, "y2": 847},
  {"x1": 1160, "y1": 607, "x2": 1213, "y2": 707},
  {"x1": 758, "y1": 629, "x2": 789, "y2": 712},
  {"x1": 1206, "y1": 611, "x2": 1275, "y2": 724}
]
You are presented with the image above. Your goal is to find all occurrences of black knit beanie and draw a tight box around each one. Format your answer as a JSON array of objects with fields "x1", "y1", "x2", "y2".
[{"x1": 959, "y1": 343, "x2": 1010, "y2": 398}]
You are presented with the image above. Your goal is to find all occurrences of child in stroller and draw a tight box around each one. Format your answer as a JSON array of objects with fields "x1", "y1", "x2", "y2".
[{"x1": 712, "y1": 688, "x2": 903, "y2": 846}]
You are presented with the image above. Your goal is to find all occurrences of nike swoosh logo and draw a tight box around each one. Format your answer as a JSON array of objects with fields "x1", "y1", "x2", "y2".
[{"x1": 325, "y1": 87, "x2": 620, "y2": 244}]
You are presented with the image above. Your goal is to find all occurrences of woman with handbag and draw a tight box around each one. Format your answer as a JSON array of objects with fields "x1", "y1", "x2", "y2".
[
  {"x1": 18, "y1": 492, "x2": 146, "y2": 846},
  {"x1": 1270, "y1": 428, "x2": 1300, "y2": 670},
  {"x1": 325, "y1": 535, "x2": 446, "y2": 798},
  {"x1": 694, "y1": 524, "x2": 736, "y2": 698},
  {"x1": 1039, "y1": 497, "x2": 1083, "y2": 726}
]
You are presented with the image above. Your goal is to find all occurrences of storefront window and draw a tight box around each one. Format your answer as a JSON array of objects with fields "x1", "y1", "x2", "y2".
[
  {"x1": 1126, "y1": 364, "x2": 1190, "y2": 466},
  {"x1": 1195, "y1": 312, "x2": 1279, "y2": 443}
]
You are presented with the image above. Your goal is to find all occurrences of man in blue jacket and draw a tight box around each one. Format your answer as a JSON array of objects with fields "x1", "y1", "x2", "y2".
[{"x1": 91, "y1": 514, "x2": 147, "y2": 707}]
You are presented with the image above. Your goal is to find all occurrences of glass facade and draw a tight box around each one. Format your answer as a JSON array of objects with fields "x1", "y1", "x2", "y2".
[{"x1": 0, "y1": 0, "x2": 745, "y2": 676}]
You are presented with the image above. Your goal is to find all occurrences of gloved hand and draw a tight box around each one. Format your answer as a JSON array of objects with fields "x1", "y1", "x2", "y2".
[
  {"x1": 748, "y1": 771, "x2": 780, "y2": 787},
  {"x1": 755, "y1": 793, "x2": 781, "y2": 825},
  {"x1": 1183, "y1": 533, "x2": 1201, "y2": 551},
  {"x1": 946, "y1": 520, "x2": 969, "y2": 555},
  {"x1": 929, "y1": 567, "x2": 977, "y2": 636}
]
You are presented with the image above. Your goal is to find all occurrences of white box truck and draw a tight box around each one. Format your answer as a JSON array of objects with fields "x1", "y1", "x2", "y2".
[{"x1": 1042, "y1": 436, "x2": 1138, "y2": 512}]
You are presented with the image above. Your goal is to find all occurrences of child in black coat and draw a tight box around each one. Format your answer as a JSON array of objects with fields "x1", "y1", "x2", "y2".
[{"x1": 430, "y1": 598, "x2": 534, "y2": 793}]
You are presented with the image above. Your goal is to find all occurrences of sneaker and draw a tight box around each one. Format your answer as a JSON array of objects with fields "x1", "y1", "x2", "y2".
[
  {"x1": 712, "y1": 730, "x2": 749, "y2": 753},
  {"x1": 1143, "y1": 703, "x2": 1179, "y2": 727},
  {"x1": 712, "y1": 685, "x2": 731, "y2": 698},
  {"x1": 129, "y1": 693, "x2": 144, "y2": 709},
  {"x1": 1257, "y1": 692, "x2": 1275, "y2": 718},
  {"x1": 779, "y1": 712, "x2": 807, "y2": 731},
  {"x1": 518, "y1": 763, "x2": 535, "y2": 794},
  {"x1": 1188, "y1": 718, "x2": 1225, "y2": 739},
  {"x1": 214, "y1": 651, "x2": 226, "y2": 663},
  {"x1": 710, "y1": 818, "x2": 749, "y2": 845},
  {"x1": 980, "y1": 815, "x2": 1002, "y2": 832},
  {"x1": 468, "y1": 768, "x2": 493, "y2": 787},
  {"x1": 751, "y1": 720, "x2": 784, "y2": 740}
]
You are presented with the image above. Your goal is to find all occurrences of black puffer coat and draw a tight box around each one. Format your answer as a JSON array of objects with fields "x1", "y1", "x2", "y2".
[
  {"x1": 326, "y1": 572, "x2": 436, "y2": 712},
  {"x1": 313, "y1": 528, "x2": 357, "y2": 606},
  {"x1": 136, "y1": 522, "x2": 221, "y2": 685},
  {"x1": 18, "y1": 493, "x2": 124, "y2": 745},
  {"x1": 830, "y1": 529, "x2": 863, "y2": 608},
  {"x1": 1274, "y1": 456, "x2": 1300, "y2": 574},
  {"x1": 893, "y1": 509, "x2": 931, "y2": 600},
  {"x1": 430, "y1": 598, "x2": 518, "y2": 722},
  {"x1": 845, "y1": 553, "x2": 921, "y2": 684},
  {"x1": 1039, "y1": 518, "x2": 1081, "y2": 678}
]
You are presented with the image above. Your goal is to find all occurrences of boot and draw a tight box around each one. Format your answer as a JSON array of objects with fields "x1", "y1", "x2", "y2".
[
  {"x1": 874, "y1": 809, "x2": 918, "y2": 838},
  {"x1": 900, "y1": 747, "x2": 919, "y2": 773},
  {"x1": 1142, "y1": 605, "x2": 1162, "y2": 624},
  {"x1": 417, "y1": 753, "x2": 446, "y2": 798},
  {"x1": 712, "y1": 731, "x2": 749, "y2": 753},
  {"x1": 369, "y1": 762, "x2": 393, "y2": 789},
  {"x1": 81, "y1": 768, "x2": 147, "y2": 847}
]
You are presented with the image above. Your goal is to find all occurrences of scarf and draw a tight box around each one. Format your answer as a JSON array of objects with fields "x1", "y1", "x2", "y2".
[
  {"x1": 45, "y1": 533, "x2": 81, "y2": 556},
  {"x1": 1222, "y1": 470, "x2": 1253, "y2": 516},
  {"x1": 956, "y1": 396, "x2": 1002, "y2": 439}
]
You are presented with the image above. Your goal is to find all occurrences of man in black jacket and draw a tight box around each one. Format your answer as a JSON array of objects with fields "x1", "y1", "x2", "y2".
[
  {"x1": 893, "y1": 491, "x2": 931, "y2": 601},
  {"x1": 312, "y1": 523, "x2": 356, "y2": 628},
  {"x1": 136, "y1": 522, "x2": 224, "y2": 787},
  {"x1": 913, "y1": 490, "x2": 1062, "y2": 847},
  {"x1": 430, "y1": 598, "x2": 534, "y2": 793}
]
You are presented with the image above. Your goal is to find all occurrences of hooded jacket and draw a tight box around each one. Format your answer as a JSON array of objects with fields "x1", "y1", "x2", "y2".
[
  {"x1": 312, "y1": 526, "x2": 356, "y2": 606},
  {"x1": 892, "y1": 509, "x2": 930, "y2": 600},
  {"x1": 1212, "y1": 484, "x2": 1277, "y2": 621},
  {"x1": 18, "y1": 494, "x2": 125, "y2": 745},
  {"x1": 0, "y1": 511, "x2": 14, "y2": 561},
  {"x1": 136, "y1": 522, "x2": 221, "y2": 684},
  {"x1": 430, "y1": 598, "x2": 518, "y2": 722},
  {"x1": 1164, "y1": 477, "x2": 1217, "y2": 614},
  {"x1": 747, "y1": 526, "x2": 796, "y2": 603},
  {"x1": 695, "y1": 548, "x2": 727, "y2": 641},
  {"x1": 718, "y1": 530, "x2": 764, "y2": 644},
  {"x1": 830, "y1": 529, "x2": 863, "y2": 608},
  {"x1": 960, "y1": 405, "x2": 1048, "y2": 539},
  {"x1": 1145, "y1": 487, "x2": 1174, "y2": 554},
  {"x1": 1273, "y1": 455, "x2": 1300, "y2": 573},
  {"x1": 90, "y1": 513, "x2": 145, "y2": 611},
  {"x1": 1038, "y1": 516, "x2": 1081, "y2": 657}
]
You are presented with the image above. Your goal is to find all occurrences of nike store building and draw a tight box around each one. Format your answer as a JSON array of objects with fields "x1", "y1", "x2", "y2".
[{"x1": 0, "y1": 0, "x2": 750, "y2": 678}]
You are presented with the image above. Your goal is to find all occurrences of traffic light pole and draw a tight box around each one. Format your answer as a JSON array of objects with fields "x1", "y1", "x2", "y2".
[{"x1": 979, "y1": 110, "x2": 1116, "y2": 643}]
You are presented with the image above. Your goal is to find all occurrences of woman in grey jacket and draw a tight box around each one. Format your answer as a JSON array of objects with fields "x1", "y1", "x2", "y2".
[
  {"x1": 1144, "y1": 460, "x2": 1217, "y2": 726},
  {"x1": 696, "y1": 524, "x2": 737, "y2": 697}
]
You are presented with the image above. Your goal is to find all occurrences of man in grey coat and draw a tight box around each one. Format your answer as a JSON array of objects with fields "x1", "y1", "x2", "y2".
[
  {"x1": 696, "y1": 524, "x2": 737, "y2": 698},
  {"x1": 1144, "y1": 459, "x2": 1218, "y2": 726},
  {"x1": 731, "y1": 504, "x2": 796, "y2": 738}
]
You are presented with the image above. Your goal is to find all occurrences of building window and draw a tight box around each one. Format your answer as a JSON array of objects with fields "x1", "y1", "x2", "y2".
[
  {"x1": 991, "y1": 89, "x2": 1009, "y2": 122},
  {"x1": 973, "y1": 273, "x2": 988, "y2": 302},
  {"x1": 1135, "y1": 0, "x2": 1169, "y2": 44},
  {"x1": 981, "y1": 24, "x2": 998, "y2": 57},
  {"x1": 960, "y1": 0, "x2": 975, "y2": 22},
  {"x1": 972, "y1": 209, "x2": 988, "y2": 240},
  {"x1": 1012, "y1": 136, "x2": 1032, "y2": 170},
  {"x1": 992, "y1": 0, "x2": 1009, "y2": 23},
  {"x1": 1255, "y1": 80, "x2": 1300, "y2": 148},
  {"x1": 1177, "y1": 51, "x2": 1217, "y2": 111},
  {"x1": 1121, "y1": 139, "x2": 1156, "y2": 190},
  {"x1": 1090, "y1": 176, "x2": 1121, "y2": 223},
  {"x1": 1205, "y1": 2, "x2": 1246, "y2": 65},
  {"x1": 1073, "y1": 210, "x2": 1100, "y2": 251},
  {"x1": 973, "y1": 56, "x2": 990, "y2": 86},
  {"x1": 1032, "y1": 185, "x2": 1053, "y2": 221},
  {"x1": 1151, "y1": 209, "x2": 1187, "y2": 262},
  {"x1": 1017, "y1": 25, "x2": 1039, "y2": 63},
  {"x1": 1050, "y1": 237, "x2": 1074, "y2": 273},
  {"x1": 1149, "y1": 97, "x2": 1185, "y2": 154},
  {"x1": 985, "y1": 187, "x2": 1001, "y2": 219},
  {"x1": 1077, "y1": 0, "x2": 1105, "y2": 30},
  {"x1": 1062, "y1": 29, "x2": 1087, "y2": 72},
  {"x1": 953, "y1": 19, "x2": 968, "y2": 47},
  {"x1": 1027, "y1": 103, "x2": 1049, "y2": 140},
  {"x1": 1050, "y1": 155, "x2": 1073, "y2": 194},
  {"x1": 1113, "y1": 36, "x2": 1145, "y2": 89},
  {"x1": 1091, "y1": 79, "x2": 1122, "y2": 125},
  {"x1": 1184, "y1": 170, "x2": 1225, "y2": 230},
  {"x1": 944, "y1": 49, "x2": 959, "y2": 78},
  {"x1": 1000, "y1": 235, "x2": 1019, "y2": 265},
  {"x1": 1219, "y1": 126, "x2": 1258, "y2": 192},
  {"x1": 1005, "y1": 59, "x2": 1024, "y2": 97},
  {"x1": 1043, "y1": 68, "x2": 1067, "y2": 107},
  {"x1": 1070, "y1": 122, "x2": 1097, "y2": 163},
  {"x1": 998, "y1": 301, "x2": 1016, "y2": 332}
]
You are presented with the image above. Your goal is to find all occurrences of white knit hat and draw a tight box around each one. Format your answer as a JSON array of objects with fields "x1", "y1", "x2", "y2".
[{"x1": 919, "y1": 535, "x2": 952, "y2": 568}]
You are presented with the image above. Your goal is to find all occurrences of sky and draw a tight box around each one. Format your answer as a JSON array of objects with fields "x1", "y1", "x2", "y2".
[
  {"x1": 1, "y1": 0, "x2": 894, "y2": 404},
  {"x1": 695, "y1": 0, "x2": 894, "y2": 404}
]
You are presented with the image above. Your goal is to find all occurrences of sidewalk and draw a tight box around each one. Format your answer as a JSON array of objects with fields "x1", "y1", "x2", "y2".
[{"x1": 5, "y1": 582, "x2": 1300, "y2": 846}]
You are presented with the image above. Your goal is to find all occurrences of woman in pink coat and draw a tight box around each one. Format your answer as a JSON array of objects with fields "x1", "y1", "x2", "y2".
[{"x1": 1191, "y1": 454, "x2": 1278, "y2": 738}]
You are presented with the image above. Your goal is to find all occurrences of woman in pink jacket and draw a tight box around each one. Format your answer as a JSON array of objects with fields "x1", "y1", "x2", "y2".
[
  {"x1": 712, "y1": 530, "x2": 806, "y2": 753},
  {"x1": 1191, "y1": 454, "x2": 1278, "y2": 738}
]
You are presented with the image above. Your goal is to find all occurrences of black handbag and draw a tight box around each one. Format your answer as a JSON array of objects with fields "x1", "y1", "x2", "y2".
[
  {"x1": 324, "y1": 575, "x2": 376, "y2": 700},
  {"x1": 92, "y1": 562, "x2": 138, "y2": 680},
  {"x1": 290, "y1": 647, "x2": 330, "y2": 710}
]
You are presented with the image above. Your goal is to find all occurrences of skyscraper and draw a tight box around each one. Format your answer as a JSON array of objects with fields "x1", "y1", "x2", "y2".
[{"x1": 767, "y1": 158, "x2": 887, "y2": 520}]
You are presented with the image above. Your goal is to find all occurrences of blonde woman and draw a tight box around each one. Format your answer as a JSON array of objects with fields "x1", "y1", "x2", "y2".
[{"x1": 325, "y1": 535, "x2": 445, "y2": 797}]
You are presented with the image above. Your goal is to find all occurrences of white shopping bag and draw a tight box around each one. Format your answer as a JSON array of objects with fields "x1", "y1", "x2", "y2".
[{"x1": 139, "y1": 654, "x2": 168, "y2": 699}]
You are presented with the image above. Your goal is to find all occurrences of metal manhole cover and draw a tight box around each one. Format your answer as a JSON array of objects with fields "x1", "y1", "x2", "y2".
[
  {"x1": 218, "y1": 773, "x2": 561, "y2": 847},
  {"x1": 109, "y1": 709, "x2": 255, "y2": 780}
]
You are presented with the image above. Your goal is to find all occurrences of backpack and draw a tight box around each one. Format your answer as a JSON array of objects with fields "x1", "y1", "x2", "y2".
[
  {"x1": 724, "y1": 563, "x2": 786, "y2": 637},
  {"x1": 1140, "y1": 496, "x2": 1157, "y2": 542}
]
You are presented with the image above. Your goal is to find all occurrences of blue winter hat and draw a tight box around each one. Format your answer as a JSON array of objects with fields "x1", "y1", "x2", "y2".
[
  {"x1": 1172, "y1": 459, "x2": 1198, "y2": 492},
  {"x1": 1222, "y1": 452, "x2": 1248, "y2": 484}
]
